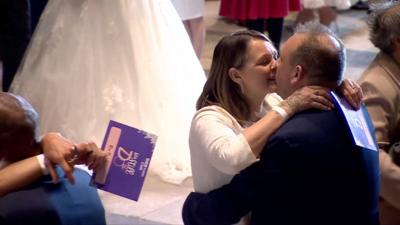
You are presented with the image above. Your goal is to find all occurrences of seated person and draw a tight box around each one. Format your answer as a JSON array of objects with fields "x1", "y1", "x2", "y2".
[
  {"x1": 0, "y1": 131, "x2": 106, "y2": 196},
  {"x1": 0, "y1": 92, "x2": 106, "y2": 225}
]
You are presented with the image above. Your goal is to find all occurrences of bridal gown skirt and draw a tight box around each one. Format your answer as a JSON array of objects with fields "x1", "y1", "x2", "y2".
[{"x1": 11, "y1": 0, "x2": 206, "y2": 184}]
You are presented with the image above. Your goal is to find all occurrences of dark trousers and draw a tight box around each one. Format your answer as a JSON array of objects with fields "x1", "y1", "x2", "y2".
[
  {"x1": 246, "y1": 18, "x2": 284, "y2": 50},
  {"x1": 30, "y1": 0, "x2": 48, "y2": 33},
  {"x1": 0, "y1": 0, "x2": 31, "y2": 91}
]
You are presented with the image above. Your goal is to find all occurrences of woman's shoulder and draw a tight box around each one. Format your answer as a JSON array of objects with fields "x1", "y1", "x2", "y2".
[
  {"x1": 192, "y1": 105, "x2": 242, "y2": 127},
  {"x1": 194, "y1": 105, "x2": 234, "y2": 119}
]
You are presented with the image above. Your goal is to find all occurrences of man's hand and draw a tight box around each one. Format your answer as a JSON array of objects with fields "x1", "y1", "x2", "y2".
[
  {"x1": 75, "y1": 142, "x2": 110, "y2": 172},
  {"x1": 41, "y1": 133, "x2": 109, "y2": 184}
]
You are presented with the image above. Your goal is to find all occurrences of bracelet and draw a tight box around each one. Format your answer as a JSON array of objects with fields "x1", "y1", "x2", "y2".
[
  {"x1": 271, "y1": 106, "x2": 289, "y2": 120},
  {"x1": 35, "y1": 154, "x2": 49, "y2": 175}
]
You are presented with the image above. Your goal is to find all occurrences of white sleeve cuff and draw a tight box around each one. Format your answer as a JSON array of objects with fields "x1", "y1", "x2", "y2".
[
  {"x1": 271, "y1": 106, "x2": 289, "y2": 120},
  {"x1": 35, "y1": 154, "x2": 49, "y2": 175}
]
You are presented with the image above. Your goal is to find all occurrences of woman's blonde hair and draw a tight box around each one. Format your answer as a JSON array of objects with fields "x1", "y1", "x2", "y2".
[{"x1": 196, "y1": 30, "x2": 272, "y2": 125}]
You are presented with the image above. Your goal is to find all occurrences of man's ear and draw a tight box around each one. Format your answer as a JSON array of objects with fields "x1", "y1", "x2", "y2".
[
  {"x1": 393, "y1": 36, "x2": 400, "y2": 50},
  {"x1": 393, "y1": 36, "x2": 400, "y2": 44},
  {"x1": 290, "y1": 65, "x2": 304, "y2": 85},
  {"x1": 228, "y1": 68, "x2": 242, "y2": 85}
]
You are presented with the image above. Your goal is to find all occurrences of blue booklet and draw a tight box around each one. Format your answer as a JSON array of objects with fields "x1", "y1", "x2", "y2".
[
  {"x1": 91, "y1": 120, "x2": 157, "y2": 201},
  {"x1": 331, "y1": 92, "x2": 377, "y2": 151}
]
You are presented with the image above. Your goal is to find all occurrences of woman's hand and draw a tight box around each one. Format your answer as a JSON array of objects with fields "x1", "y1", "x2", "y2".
[
  {"x1": 41, "y1": 133, "x2": 76, "y2": 184},
  {"x1": 280, "y1": 86, "x2": 334, "y2": 115},
  {"x1": 338, "y1": 79, "x2": 363, "y2": 110},
  {"x1": 41, "y1": 134, "x2": 109, "y2": 183}
]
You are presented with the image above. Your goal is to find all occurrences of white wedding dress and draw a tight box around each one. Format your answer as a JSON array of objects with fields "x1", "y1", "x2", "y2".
[{"x1": 11, "y1": 0, "x2": 205, "y2": 184}]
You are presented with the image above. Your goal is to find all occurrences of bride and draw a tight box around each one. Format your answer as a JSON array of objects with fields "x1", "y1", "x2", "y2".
[{"x1": 11, "y1": 0, "x2": 205, "y2": 184}]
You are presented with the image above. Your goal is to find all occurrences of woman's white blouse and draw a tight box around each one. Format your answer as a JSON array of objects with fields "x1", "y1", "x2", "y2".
[{"x1": 189, "y1": 93, "x2": 282, "y2": 193}]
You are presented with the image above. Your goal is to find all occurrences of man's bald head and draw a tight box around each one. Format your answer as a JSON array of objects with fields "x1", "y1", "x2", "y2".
[
  {"x1": 274, "y1": 22, "x2": 347, "y2": 98},
  {"x1": 291, "y1": 22, "x2": 346, "y2": 87}
]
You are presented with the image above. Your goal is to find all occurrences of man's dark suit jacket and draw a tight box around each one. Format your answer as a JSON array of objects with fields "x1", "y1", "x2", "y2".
[
  {"x1": 0, "y1": 168, "x2": 106, "y2": 225},
  {"x1": 182, "y1": 105, "x2": 380, "y2": 225}
]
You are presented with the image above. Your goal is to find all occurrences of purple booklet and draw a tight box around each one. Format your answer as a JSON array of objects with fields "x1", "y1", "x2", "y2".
[
  {"x1": 331, "y1": 92, "x2": 377, "y2": 151},
  {"x1": 91, "y1": 120, "x2": 157, "y2": 201}
]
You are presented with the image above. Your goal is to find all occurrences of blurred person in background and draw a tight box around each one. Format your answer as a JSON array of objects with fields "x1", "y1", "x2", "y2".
[
  {"x1": 171, "y1": 0, "x2": 205, "y2": 59},
  {"x1": 358, "y1": 2, "x2": 400, "y2": 224},
  {"x1": 295, "y1": 0, "x2": 351, "y2": 30},
  {"x1": 219, "y1": 0, "x2": 301, "y2": 49}
]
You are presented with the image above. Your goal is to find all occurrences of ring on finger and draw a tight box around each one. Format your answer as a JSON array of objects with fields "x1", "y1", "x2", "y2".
[{"x1": 67, "y1": 145, "x2": 79, "y2": 164}]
